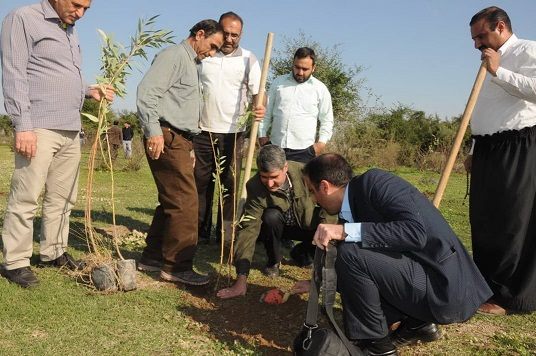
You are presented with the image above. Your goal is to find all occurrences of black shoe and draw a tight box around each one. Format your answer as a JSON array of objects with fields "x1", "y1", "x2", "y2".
[
  {"x1": 290, "y1": 242, "x2": 314, "y2": 267},
  {"x1": 392, "y1": 320, "x2": 441, "y2": 346},
  {"x1": 137, "y1": 256, "x2": 163, "y2": 272},
  {"x1": 262, "y1": 263, "x2": 280, "y2": 278},
  {"x1": 160, "y1": 270, "x2": 210, "y2": 286},
  {"x1": 38, "y1": 252, "x2": 85, "y2": 270},
  {"x1": 1, "y1": 266, "x2": 39, "y2": 288},
  {"x1": 357, "y1": 337, "x2": 398, "y2": 356}
]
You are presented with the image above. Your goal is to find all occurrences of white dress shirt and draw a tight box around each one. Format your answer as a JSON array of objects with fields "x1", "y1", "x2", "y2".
[
  {"x1": 339, "y1": 185, "x2": 362, "y2": 243},
  {"x1": 471, "y1": 34, "x2": 536, "y2": 136},
  {"x1": 199, "y1": 47, "x2": 261, "y2": 133},
  {"x1": 259, "y1": 73, "x2": 333, "y2": 149}
]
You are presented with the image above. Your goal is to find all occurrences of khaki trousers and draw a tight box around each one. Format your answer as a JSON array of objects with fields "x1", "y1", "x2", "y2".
[{"x1": 2, "y1": 129, "x2": 80, "y2": 270}]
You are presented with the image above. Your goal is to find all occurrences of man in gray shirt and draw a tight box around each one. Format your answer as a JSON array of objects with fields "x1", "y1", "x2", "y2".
[
  {"x1": 1, "y1": 0, "x2": 114, "y2": 288},
  {"x1": 136, "y1": 19, "x2": 223, "y2": 286}
]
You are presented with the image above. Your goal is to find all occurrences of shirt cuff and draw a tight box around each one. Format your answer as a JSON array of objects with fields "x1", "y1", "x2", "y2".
[
  {"x1": 143, "y1": 121, "x2": 163, "y2": 138},
  {"x1": 344, "y1": 222, "x2": 362, "y2": 242}
]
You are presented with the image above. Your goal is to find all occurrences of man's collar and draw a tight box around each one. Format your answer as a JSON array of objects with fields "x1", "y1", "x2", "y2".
[
  {"x1": 498, "y1": 33, "x2": 518, "y2": 55},
  {"x1": 42, "y1": 0, "x2": 59, "y2": 19},
  {"x1": 341, "y1": 184, "x2": 351, "y2": 213},
  {"x1": 183, "y1": 39, "x2": 198, "y2": 62},
  {"x1": 42, "y1": 0, "x2": 73, "y2": 30},
  {"x1": 217, "y1": 46, "x2": 243, "y2": 58}
]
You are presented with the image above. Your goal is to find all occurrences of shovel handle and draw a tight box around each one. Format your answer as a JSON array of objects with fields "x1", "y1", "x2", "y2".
[{"x1": 432, "y1": 61, "x2": 487, "y2": 208}]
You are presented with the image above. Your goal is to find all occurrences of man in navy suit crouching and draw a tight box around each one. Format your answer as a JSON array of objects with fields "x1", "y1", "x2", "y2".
[{"x1": 300, "y1": 153, "x2": 492, "y2": 356}]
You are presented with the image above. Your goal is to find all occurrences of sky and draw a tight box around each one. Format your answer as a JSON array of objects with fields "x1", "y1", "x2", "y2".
[{"x1": 1, "y1": 0, "x2": 535, "y2": 120}]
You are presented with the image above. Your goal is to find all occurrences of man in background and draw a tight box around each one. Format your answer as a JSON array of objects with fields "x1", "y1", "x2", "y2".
[
  {"x1": 259, "y1": 47, "x2": 333, "y2": 163},
  {"x1": 107, "y1": 120, "x2": 122, "y2": 161},
  {"x1": 194, "y1": 11, "x2": 264, "y2": 244},
  {"x1": 122, "y1": 122, "x2": 134, "y2": 158}
]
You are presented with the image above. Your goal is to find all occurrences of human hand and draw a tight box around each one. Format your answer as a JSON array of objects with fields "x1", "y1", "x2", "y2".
[
  {"x1": 145, "y1": 135, "x2": 164, "y2": 160},
  {"x1": 217, "y1": 275, "x2": 247, "y2": 299},
  {"x1": 291, "y1": 280, "x2": 311, "y2": 294},
  {"x1": 313, "y1": 224, "x2": 345, "y2": 250},
  {"x1": 258, "y1": 136, "x2": 270, "y2": 146},
  {"x1": 313, "y1": 142, "x2": 326, "y2": 156},
  {"x1": 15, "y1": 131, "x2": 37, "y2": 159},
  {"x1": 481, "y1": 48, "x2": 500, "y2": 76},
  {"x1": 190, "y1": 149, "x2": 196, "y2": 168},
  {"x1": 253, "y1": 104, "x2": 265, "y2": 122},
  {"x1": 88, "y1": 84, "x2": 115, "y2": 102}
]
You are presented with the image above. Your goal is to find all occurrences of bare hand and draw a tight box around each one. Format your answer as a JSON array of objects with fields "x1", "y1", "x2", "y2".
[
  {"x1": 258, "y1": 136, "x2": 270, "y2": 147},
  {"x1": 145, "y1": 135, "x2": 164, "y2": 160},
  {"x1": 291, "y1": 280, "x2": 310, "y2": 294},
  {"x1": 313, "y1": 224, "x2": 345, "y2": 250},
  {"x1": 88, "y1": 84, "x2": 115, "y2": 102},
  {"x1": 464, "y1": 155, "x2": 472, "y2": 173},
  {"x1": 313, "y1": 142, "x2": 326, "y2": 156},
  {"x1": 481, "y1": 48, "x2": 500, "y2": 76},
  {"x1": 190, "y1": 149, "x2": 195, "y2": 168},
  {"x1": 254, "y1": 104, "x2": 265, "y2": 122},
  {"x1": 217, "y1": 275, "x2": 247, "y2": 299},
  {"x1": 15, "y1": 131, "x2": 37, "y2": 159}
]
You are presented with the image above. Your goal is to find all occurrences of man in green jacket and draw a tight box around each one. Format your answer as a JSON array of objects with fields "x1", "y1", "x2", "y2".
[{"x1": 217, "y1": 144, "x2": 336, "y2": 299}]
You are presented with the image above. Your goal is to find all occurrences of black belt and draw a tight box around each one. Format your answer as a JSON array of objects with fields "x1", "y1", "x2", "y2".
[{"x1": 159, "y1": 122, "x2": 196, "y2": 141}]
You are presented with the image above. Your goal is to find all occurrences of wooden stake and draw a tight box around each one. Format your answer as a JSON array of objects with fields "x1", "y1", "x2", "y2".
[
  {"x1": 238, "y1": 33, "x2": 274, "y2": 210},
  {"x1": 432, "y1": 61, "x2": 487, "y2": 208}
]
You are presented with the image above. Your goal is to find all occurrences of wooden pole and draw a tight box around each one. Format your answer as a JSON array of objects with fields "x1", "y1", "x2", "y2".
[
  {"x1": 238, "y1": 32, "x2": 274, "y2": 210},
  {"x1": 432, "y1": 61, "x2": 487, "y2": 208}
]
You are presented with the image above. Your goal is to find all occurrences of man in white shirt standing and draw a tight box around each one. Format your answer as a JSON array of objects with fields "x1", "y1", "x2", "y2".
[
  {"x1": 259, "y1": 47, "x2": 334, "y2": 163},
  {"x1": 194, "y1": 12, "x2": 264, "y2": 243},
  {"x1": 466, "y1": 6, "x2": 536, "y2": 315}
]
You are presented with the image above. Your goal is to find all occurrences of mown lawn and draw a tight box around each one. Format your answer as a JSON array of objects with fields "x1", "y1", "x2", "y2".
[{"x1": 0, "y1": 143, "x2": 534, "y2": 355}]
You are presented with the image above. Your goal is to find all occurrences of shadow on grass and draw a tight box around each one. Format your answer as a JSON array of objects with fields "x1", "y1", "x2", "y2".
[{"x1": 71, "y1": 208, "x2": 150, "y2": 232}]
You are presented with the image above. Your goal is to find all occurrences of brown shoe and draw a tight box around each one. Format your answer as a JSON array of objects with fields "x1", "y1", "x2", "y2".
[{"x1": 478, "y1": 302, "x2": 506, "y2": 315}]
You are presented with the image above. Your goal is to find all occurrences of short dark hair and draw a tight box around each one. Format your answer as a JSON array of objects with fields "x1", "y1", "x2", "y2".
[
  {"x1": 294, "y1": 47, "x2": 316, "y2": 66},
  {"x1": 256, "y1": 145, "x2": 286, "y2": 173},
  {"x1": 219, "y1": 11, "x2": 243, "y2": 27},
  {"x1": 470, "y1": 6, "x2": 512, "y2": 32},
  {"x1": 113, "y1": 120, "x2": 119, "y2": 125},
  {"x1": 189, "y1": 19, "x2": 223, "y2": 38},
  {"x1": 302, "y1": 153, "x2": 353, "y2": 189}
]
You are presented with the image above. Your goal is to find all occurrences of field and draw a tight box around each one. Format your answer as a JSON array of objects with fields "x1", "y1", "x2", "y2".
[{"x1": 0, "y1": 143, "x2": 534, "y2": 355}]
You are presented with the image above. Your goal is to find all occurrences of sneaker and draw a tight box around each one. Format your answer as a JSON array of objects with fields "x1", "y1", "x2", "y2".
[
  {"x1": 392, "y1": 320, "x2": 441, "y2": 346},
  {"x1": 356, "y1": 336, "x2": 398, "y2": 356},
  {"x1": 1, "y1": 266, "x2": 39, "y2": 288},
  {"x1": 137, "y1": 257, "x2": 163, "y2": 272},
  {"x1": 262, "y1": 263, "x2": 280, "y2": 278},
  {"x1": 38, "y1": 252, "x2": 85, "y2": 270},
  {"x1": 160, "y1": 270, "x2": 210, "y2": 286}
]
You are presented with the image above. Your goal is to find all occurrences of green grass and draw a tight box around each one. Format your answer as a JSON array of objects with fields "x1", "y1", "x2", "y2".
[{"x1": 0, "y1": 144, "x2": 534, "y2": 355}]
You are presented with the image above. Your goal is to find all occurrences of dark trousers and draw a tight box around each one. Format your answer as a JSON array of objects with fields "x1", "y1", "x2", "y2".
[
  {"x1": 336, "y1": 243, "x2": 434, "y2": 340},
  {"x1": 470, "y1": 125, "x2": 536, "y2": 312},
  {"x1": 284, "y1": 145, "x2": 316, "y2": 164},
  {"x1": 193, "y1": 131, "x2": 244, "y2": 241},
  {"x1": 143, "y1": 126, "x2": 198, "y2": 273},
  {"x1": 259, "y1": 208, "x2": 315, "y2": 267}
]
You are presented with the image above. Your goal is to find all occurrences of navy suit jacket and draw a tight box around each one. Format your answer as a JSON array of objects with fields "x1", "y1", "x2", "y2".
[{"x1": 347, "y1": 168, "x2": 492, "y2": 323}]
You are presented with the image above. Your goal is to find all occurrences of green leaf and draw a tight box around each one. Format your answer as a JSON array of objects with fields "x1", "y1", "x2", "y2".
[
  {"x1": 97, "y1": 28, "x2": 108, "y2": 43},
  {"x1": 81, "y1": 112, "x2": 99, "y2": 123}
]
